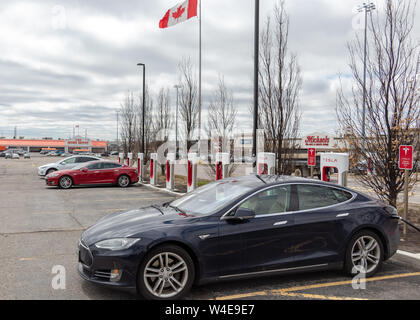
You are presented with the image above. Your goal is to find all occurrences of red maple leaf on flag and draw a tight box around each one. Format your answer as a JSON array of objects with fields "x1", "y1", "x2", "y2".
[{"x1": 172, "y1": 5, "x2": 185, "y2": 19}]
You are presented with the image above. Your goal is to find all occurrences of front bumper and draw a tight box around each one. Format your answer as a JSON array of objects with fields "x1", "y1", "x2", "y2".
[
  {"x1": 45, "y1": 178, "x2": 58, "y2": 186},
  {"x1": 77, "y1": 240, "x2": 144, "y2": 292},
  {"x1": 38, "y1": 168, "x2": 46, "y2": 176}
]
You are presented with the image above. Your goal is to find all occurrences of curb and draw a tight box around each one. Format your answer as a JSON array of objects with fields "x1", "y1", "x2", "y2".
[
  {"x1": 395, "y1": 250, "x2": 420, "y2": 268},
  {"x1": 137, "y1": 181, "x2": 186, "y2": 196}
]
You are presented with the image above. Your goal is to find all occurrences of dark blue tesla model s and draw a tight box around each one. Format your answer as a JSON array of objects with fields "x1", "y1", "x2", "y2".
[{"x1": 78, "y1": 175, "x2": 400, "y2": 300}]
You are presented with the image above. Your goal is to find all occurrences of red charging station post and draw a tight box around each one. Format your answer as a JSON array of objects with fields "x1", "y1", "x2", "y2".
[
  {"x1": 215, "y1": 153, "x2": 230, "y2": 180},
  {"x1": 187, "y1": 153, "x2": 198, "y2": 193},
  {"x1": 137, "y1": 153, "x2": 144, "y2": 181},
  {"x1": 308, "y1": 148, "x2": 316, "y2": 178},
  {"x1": 257, "y1": 153, "x2": 276, "y2": 175},
  {"x1": 127, "y1": 153, "x2": 133, "y2": 166},
  {"x1": 150, "y1": 153, "x2": 158, "y2": 186},
  {"x1": 118, "y1": 153, "x2": 123, "y2": 164},
  {"x1": 166, "y1": 153, "x2": 175, "y2": 191}
]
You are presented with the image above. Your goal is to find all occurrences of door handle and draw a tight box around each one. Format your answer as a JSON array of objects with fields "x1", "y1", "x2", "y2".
[
  {"x1": 273, "y1": 221, "x2": 288, "y2": 226},
  {"x1": 336, "y1": 213, "x2": 349, "y2": 218}
]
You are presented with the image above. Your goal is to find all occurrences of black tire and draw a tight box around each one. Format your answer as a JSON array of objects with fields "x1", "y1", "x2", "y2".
[
  {"x1": 344, "y1": 230, "x2": 384, "y2": 278},
  {"x1": 137, "y1": 245, "x2": 195, "y2": 300},
  {"x1": 117, "y1": 175, "x2": 131, "y2": 188},
  {"x1": 58, "y1": 176, "x2": 73, "y2": 189},
  {"x1": 46, "y1": 168, "x2": 57, "y2": 175}
]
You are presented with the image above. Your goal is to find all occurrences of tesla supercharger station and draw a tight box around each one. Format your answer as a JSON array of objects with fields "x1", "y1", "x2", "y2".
[
  {"x1": 215, "y1": 153, "x2": 230, "y2": 180},
  {"x1": 118, "y1": 153, "x2": 123, "y2": 164},
  {"x1": 127, "y1": 153, "x2": 133, "y2": 166},
  {"x1": 320, "y1": 153, "x2": 349, "y2": 187},
  {"x1": 187, "y1": 153, "x2": 198, "y2": 193},
  {"x1": 150, "y1": 153, "x2": 158, "y2": 186},
  {"x1": 137, "y1": 153, "x2": 144, "y2": 181},
  {"x1": 257, "y1": 153, "x2": 276, "y2": 175},
  {"x1": 166, "y1": 153, "x2": 175, "y2": 191}
]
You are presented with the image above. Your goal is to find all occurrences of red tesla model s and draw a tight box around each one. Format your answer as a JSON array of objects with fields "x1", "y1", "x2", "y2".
[{"x1": 45, "y1": 161, "x2": 139, "y2": 189}]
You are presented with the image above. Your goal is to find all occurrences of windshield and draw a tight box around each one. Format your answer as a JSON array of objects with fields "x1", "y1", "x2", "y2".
[{"x1": 169, "y1": 180, "x2": 254, "y2": 215}]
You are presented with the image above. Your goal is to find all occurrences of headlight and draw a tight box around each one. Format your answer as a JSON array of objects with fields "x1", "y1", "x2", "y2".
[
  {"x1": 48, "y1": 173, "x2": 59, "y2": 177},
  {"x1": 94, "y1": 238, "x2": 140, "y2": 251}
]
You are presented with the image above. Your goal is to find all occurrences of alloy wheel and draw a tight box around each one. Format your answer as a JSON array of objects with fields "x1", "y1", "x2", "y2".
[
  {"x1": 59, "y1": 176, "x2": 72, "y2": 189},
  {"x1": 118, "y1": 175, "x2": 129, "y2": 187},
  {"x1": 351, "y1": 235, "x2": 380, "y2": 274},
  {"x1": 143, "y1": 252, "x2": 189, "y2": 299}
]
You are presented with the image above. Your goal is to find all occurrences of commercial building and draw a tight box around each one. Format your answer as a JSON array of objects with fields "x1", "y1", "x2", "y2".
[{"x1": 0, "y1": 137, "x2": 107, "y2": 153}]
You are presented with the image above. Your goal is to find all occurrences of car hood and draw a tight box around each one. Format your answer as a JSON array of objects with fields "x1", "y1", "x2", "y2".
[
  {"x1": 81, "y1": 206, "x2": 193, "y2": 245},
  {"x1": 39, "y1": 162, "x2": 58, "y2": 168}
]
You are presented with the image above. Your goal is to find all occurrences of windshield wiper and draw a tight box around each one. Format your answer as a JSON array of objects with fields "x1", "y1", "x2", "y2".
[
  {"x1": 151, "y1": 204, "x2": 165, "y2": 215},
  {"x1": 256, "y1": 175, "x2": 267, "y2": 184}
]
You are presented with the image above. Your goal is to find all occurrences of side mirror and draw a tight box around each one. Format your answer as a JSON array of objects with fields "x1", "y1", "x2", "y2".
[
  {"x1": 223, "y1": 208, "x2": 255, "y2": 222},
  {"x1": 80, "y1": 167, "x2": 88, "y2": 172}
]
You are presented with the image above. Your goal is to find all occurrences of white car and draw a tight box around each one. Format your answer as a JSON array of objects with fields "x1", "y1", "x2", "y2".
[
  {"x1": 12, "y1": 153, "x2": 20, "y2": 159},
  {"x1": 37, "y1": 155, "x2": 101, "y2": 176}
]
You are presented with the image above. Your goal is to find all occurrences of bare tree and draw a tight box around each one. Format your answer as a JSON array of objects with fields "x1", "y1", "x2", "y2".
[
  {"x1": 154, "y1": 87, "x2": 173, "y2": 174},
  {"x1": 258, "y1": 1, "x2": 302, "y2": 174},
  {"x1": 336, "y1": 0, "x2": 420, "y2": 207},
  {"x1": 205, "y1": 75, "x2": 238, "y2": 177},
  {"x1": 154, "y1": 87, "x2": 172, "y2": 144},
  {"x1": 119, "y1": 91, "x2": 137, "y2": 155},
  {"x1": 178, "y1": 57, "x2": 198, "y2": 151}
]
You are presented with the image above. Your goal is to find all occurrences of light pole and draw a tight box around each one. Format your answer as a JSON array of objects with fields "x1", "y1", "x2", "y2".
[
  {"x1": 252, "y1": 0, "x2": 260, "y2": 173},
  {"x1": 116, "y1": 110, "x2": 120, "y2": 152},
  {"x1": 358, "y1": 2, "x2": 375, "y2": 157},
  {"x1": 174, "y1": 84, "x2": 182, "y2": 160},
  {"x1": 137, "y1": 63, "x2": 146, "y2": 155}
]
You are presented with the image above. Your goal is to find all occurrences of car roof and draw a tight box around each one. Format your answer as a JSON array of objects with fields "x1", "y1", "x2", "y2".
[
  {"x1": 222, "y1": 175, "x2": 357, "y2": 193},
  {"x1": 86, "y1": 160, "x2": 121, "y2": 165}
]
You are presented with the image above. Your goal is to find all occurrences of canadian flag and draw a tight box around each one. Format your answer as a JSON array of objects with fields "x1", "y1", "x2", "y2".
[{"x1": 159, "y1": 0, "x2": 198, "y2": 29}]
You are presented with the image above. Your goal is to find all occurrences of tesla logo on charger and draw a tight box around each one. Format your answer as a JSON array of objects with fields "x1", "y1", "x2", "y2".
[{"x1": 323, "y1": 158, "x2": 338, "y2": 163}]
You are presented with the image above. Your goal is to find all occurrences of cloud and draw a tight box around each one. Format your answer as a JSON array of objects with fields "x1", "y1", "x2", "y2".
[{"x1": 0, "y1": 0, "x2": 419, "y2": 140}]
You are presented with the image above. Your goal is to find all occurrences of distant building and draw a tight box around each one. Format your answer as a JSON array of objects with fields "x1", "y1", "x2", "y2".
[{"x1": 0, "y1": 137, "x2": 107, "y2": 153}]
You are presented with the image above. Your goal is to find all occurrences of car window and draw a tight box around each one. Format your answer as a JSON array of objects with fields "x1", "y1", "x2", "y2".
[
  {"x1": 238, "y1": 185, "x2": 291, "y2": 216},
  {"x1": 87, "y1": 163, "x2": 102, "y2": 170},
  {"x1": 61, "y1": 157, "x2": 76, "y2": 164},
  {"x1": 76, "y1": 157, "x2": 94, "y2": 163},
  {"x1": 296, "y1": 184, "x2": 353, "y2": 211},
  {"x1": 102, "y1": 163, "x2": 121, "y2": 169}
]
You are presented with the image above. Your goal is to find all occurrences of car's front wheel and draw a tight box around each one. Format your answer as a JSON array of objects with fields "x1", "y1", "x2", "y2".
[
  {"x1": 46, "y1": 168, "x2": 57, "y2": 175},
  {"x1": 137, "y1": 245, "x2": 195, "y2": 300},
  {"x1": 344, "y1": 230, "x2": 383, "y2": 278},
  {"x1": 59, "y1": 176, "x2": 73, "y2": 189}
]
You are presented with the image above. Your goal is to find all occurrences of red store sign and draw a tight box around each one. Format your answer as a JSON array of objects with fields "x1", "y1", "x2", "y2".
[{"x1": 399, "y1": 145, "x2": 413, "y2": 170}]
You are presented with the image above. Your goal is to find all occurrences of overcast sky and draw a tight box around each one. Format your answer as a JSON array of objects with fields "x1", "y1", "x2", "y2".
[{"x1": 0, "y1": 0, "x2": 419, "y2": 141}]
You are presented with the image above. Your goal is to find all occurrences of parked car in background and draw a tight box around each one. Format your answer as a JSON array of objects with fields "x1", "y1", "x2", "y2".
[
  {"x1": 5, "y1": 153, "x2": 12, "y2": 159},
  {"x1": 12, "y1": 153, "x2": 20, "y2": 159},
  {"x1": 101, "y1": 152, "x2": 110, "y2": 157},
  {"x1": 110, "y1": 151, "x2": 119, "y2": 156},
  {"x1": 37, "y1": 155, "x2": 101, "y2": 176},
  {"x1": 45, "y1": 161, "x2": 139, "y2": 189},
  {"x1": 0, "y1": 152, "x2": 6, "y2": 158},
  {"x1": 24, "y1": 153, "x2": 31, "y2": 159}
]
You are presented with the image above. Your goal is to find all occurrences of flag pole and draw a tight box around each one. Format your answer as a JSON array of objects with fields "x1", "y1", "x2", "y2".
[{"x1": 197, "y1": 0, "x2": 202, "y2": 156}]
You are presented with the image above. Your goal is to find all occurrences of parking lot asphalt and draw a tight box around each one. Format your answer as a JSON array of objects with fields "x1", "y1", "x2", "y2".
[{"x1": 1, "y1": 155, "x2": 420, "y2": 300}]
